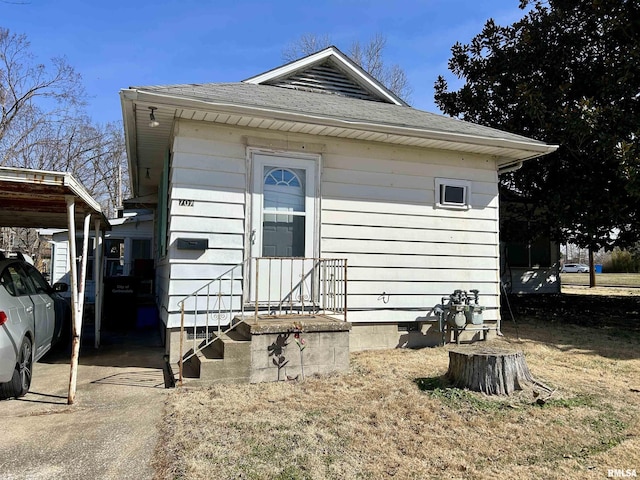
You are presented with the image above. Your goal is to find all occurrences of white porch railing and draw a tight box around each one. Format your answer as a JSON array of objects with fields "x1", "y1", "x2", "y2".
[{"x1": 177, "y1": 257, "x2": 347, "y2": 380}]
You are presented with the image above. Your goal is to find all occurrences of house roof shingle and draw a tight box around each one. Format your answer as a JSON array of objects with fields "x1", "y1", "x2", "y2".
[{"x1": 131, "y1": 82, "x2": 548, "y2": 147}]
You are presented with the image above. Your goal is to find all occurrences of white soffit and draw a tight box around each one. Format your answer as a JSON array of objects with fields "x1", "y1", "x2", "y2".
[
  {"x1": 171, "y1": 105, "x2": 556, "y2": 162},
  {"x1": 120, "y1": 89, "x2": 558, "y2": 178}
]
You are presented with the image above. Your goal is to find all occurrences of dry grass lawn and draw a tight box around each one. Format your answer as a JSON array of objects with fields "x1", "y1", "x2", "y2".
[
  {"x1": 155, "y1": 296, "x2": 640, "y2": 479},
  {"x1": 562, "y1": 272, "x2": 640, "y2": 288}
]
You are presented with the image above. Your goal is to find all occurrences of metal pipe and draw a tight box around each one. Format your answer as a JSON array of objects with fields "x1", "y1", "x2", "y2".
[
  {"x1": 279, "y1": 257, "x2": 283, "y2": 314},
  {"x1": 179, "y1": 302, "x2": 184, "y2": 386},
  {"x1": 254, "y1": 258, "x2": 259, "y2": 321},
  {"x1": 217, "y1": 279, "x2": 222, "y2": 334},
  {"x1": 343, "y1": 258, "x2": 348, "y2": 322},
  {"x1": 230, "y1": 268, "x2": 234, "y2": 330},
  {"x1": 206, "y1": 284, "x2": 211, "y2": 340},
  {"x1": 267, "y1": 258, "x2": 272, "y2": 315},
  {"x1": 289, "y1": 258, "x2": 294, "y2": 315},
  {"x1": 193, "y1": 294, "x2": 198, "y2": 354}
]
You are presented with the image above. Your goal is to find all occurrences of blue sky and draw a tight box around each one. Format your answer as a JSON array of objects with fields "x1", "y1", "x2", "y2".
[{"x1": 2, "y1": 0, "x2": 526, "y2": 125}]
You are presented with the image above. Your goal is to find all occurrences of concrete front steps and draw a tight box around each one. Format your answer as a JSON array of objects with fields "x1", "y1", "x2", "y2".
[
  {"x1": 174, "y1": 316, "x2": 351, "y2": 386},
  {"x1": 179, "y1": 327, "x2": 252, "y2": 384}
]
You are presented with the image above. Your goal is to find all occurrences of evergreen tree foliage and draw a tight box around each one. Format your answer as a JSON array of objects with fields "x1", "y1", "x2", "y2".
[{"x1": 435, "y1": 0, "x2": 640, "y2": 254}]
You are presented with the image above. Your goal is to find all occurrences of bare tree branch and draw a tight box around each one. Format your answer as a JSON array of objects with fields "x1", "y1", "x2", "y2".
[
  {"x1": 282, "y1": 33, "x2": 412, "y2": 101},
  {"x1": 282, "y1": 34, "x2": 331, "y2": 62},
  {"x1": 0, "y1": 26, "x2": 129, "y2": 257},
  {"x1": 0, "y1": 28, "x2": 84, "y2": 144}
]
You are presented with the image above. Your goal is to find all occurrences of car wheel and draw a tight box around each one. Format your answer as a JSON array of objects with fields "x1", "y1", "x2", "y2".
[{"x1": 0, "y1": 337, "x2": 33, "y2": 399}]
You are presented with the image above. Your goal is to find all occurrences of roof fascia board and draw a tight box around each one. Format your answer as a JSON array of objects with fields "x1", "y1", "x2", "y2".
[
  {"x1": 326, "y1": 53, "x2": 407, "y2": 106},
  {"x1": 129, "y1": 90, "x2": 558, "y2": 161},
  {"x1": 243, "y1": 48, "x2": 337, "y2": 84},
  {"x1": 0, "y1": 166, "x2": 110, "y2": 228},
  {"x1": 0, "y1": 167, "x2": 101, "y2": 211},
  {"x1": 109, "y1": 213, "x2": 155, "y2": 225},
  {"x1": 243, "y1": 46, "x2": 406, "y2": 106},
  {"x1": 120, "y1": 90, "x2": 139, "y2": 194}
]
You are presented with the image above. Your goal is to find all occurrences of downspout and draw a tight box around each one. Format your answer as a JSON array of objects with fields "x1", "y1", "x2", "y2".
[{"x1": 498, "y1": 161, "x2": 523, "y2": 175}]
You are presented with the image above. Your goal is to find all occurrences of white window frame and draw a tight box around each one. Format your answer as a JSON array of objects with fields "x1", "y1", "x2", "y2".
[
  {"x1": 248, "y1": 150, "x2": 320, "y2": 260},
  {"x1": 435, "y1": 178, "x2": 471, "y2": 210}
]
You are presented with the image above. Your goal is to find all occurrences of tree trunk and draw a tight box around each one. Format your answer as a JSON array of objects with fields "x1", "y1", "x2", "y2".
[
  {"x1": 447, "y1": 347, "x2": 534, "y2": 395},
  {"x1": 589, "y1": 247, "x2": 596, "y2": 288}
]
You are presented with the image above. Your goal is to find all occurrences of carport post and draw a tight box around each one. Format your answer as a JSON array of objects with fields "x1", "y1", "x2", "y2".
[
  {"x1": 78, "y1": 212, "x2": 91, "y2": 331},
  {"x1": 66, "y1": 197, "x2": 79, "y2": 405},
  {"x1": 66, "y1": 196, "x2": 92, "y2": 405},
  {"x1": 94, "y1": 219, "x2": 103, "y2": 348}
]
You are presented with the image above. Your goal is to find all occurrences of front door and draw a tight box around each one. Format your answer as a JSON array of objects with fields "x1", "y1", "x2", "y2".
[{"x1": 250, "y1": 153, "x2": 317, "y2": 305}]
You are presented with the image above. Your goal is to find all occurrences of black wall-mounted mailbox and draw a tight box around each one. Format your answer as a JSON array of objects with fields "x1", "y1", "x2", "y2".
[{"x1": 177, "y1": 238, "x2": 208, "y2": 250}]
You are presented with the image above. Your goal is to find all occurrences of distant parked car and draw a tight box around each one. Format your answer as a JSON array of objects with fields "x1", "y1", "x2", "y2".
[
  {"x1": 0, "y1": 254, "x2": 70, "y2": 399},
  {"x1": 561, "y1": 263, "x2": 590, "y2": 273}
]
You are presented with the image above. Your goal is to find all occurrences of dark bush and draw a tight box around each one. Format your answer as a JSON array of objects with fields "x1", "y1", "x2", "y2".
[{"x1": 603, "y1": 249, "x2": 640, "y2": 273}]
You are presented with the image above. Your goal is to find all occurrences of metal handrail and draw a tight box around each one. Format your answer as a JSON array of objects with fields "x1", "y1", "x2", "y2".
[
  {"x1": 177, "y1": 258, "x2": 250, "y2": 384},
  {"x1": 250, "y1": 257, "x2": 347, "y2": 319},
  {"x1": 177, "y1": 257, "x2": 347, "y2": 385}
]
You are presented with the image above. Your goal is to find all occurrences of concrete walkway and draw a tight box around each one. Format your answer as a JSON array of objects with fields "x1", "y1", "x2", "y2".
[{"x1": 0, "y1": 329, "x2": 168, "y2": 480}]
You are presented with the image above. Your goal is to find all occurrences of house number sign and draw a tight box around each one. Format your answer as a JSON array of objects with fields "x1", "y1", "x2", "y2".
[{"x1": 178, "y1": 199, "x2": 194, "y2": 207}]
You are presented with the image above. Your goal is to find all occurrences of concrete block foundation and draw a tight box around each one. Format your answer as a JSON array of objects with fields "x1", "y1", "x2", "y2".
[
  {"x1": 166, "y1": 316, "x2": 351, "y2": 384},
  {"x1": 246, "y1": 317, "x2": 351, "y2": 383},
  {"x1": 166, "y1": 319, "x2": 499, "y2": 384},
  {"x1": 348, "y1": 321, "x2": 499, "y2": 352}
]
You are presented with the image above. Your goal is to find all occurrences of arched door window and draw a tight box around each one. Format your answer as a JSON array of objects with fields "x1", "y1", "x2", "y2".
[{"x1": 262, "y1": 167, "x2": 305, "y2": 257}]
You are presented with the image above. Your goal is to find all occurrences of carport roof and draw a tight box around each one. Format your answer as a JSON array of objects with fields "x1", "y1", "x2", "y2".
[{"x1": 0, "y1": 167, "x2": 111, "y2": 230}]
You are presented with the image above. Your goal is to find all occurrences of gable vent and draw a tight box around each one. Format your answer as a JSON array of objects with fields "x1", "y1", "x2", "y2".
[{"x1": 264, "y1": 61, "x2": 388, "y2": 102}]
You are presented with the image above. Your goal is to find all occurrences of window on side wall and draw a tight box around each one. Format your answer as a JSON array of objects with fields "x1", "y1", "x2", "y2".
[
  {"x1": 505, "y1": 237, "x2": 552, "y2": 268},
  {"x1": 435, "y1": 178, "x2": 471, "y2": 209}
]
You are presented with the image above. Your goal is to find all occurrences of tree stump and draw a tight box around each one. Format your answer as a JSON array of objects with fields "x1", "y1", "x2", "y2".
[{"x1": 447, "y1": 347, "x2": 534, "y2": 395}]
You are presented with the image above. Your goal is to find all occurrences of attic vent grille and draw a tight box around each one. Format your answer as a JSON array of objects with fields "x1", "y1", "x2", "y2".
[{"x1": 265, "y1": 61, "x2": 386, "y2": 102}]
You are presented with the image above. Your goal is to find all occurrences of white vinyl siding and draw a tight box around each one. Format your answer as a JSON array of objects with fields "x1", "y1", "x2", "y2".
[
  {"x1": 50, "y1": 241, "x2": 69, "y2": 286},
  {"x1": 158, "y1": 150, "x2": 170, "y2": 257},
  {"x1": 320, "y1": 143, "x2": 499, "y2": 324},
  {"x1": 164, "y1": 123, "x2": 247, "y2": 326},
  {"x1": 50, "y1": 218, "x2": 154, "y2": 309},
  {"x1": 163, "y1": 121, "x2": 500, "y2": 327}
]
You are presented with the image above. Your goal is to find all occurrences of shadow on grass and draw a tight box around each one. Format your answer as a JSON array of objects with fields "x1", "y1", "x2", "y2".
[
  {"x1": 414, "y1": 375, "x2": 516, "y2": 412},
  {"x1": 501, "y1": 293, "x2": 640, "y2": 360},
  {"x1": 414, "y1": 375, "x2": 450, "y2": 392}
]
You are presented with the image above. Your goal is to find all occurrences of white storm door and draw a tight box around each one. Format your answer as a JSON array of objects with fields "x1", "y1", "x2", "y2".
[{"x1": 250, "y1": 153, "x2": 317, "y2": 304}]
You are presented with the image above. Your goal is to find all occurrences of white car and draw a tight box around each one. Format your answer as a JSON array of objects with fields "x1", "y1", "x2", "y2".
[
  {"x1": 0, "y1": 254, "x2": 70, "y2": 399},
  {"x1": 561, "y1": 263, "x2": 590, "y2": 273}
]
